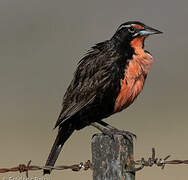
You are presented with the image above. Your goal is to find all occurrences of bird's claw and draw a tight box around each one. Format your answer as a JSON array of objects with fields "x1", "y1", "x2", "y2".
[
  {"x1": 111, "y1": 129, "x2": 136, "y2": 141},
  {"x1": 101, "y1": 128, "x2": 136, "y2": 142},
  {"x1": 101, "y1": 128, "x2": 115, "y2": 140}
]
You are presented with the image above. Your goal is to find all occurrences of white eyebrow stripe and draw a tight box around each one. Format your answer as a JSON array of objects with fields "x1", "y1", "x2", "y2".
[
  {"x1": 118, "y1": 24, "x2": 136, "y2": 30},
  {"x1": 120, "y1": 24, "x2": 132, "y2": 28}
]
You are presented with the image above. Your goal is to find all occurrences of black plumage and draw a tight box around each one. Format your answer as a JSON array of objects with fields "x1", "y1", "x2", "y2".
[{"x1": 55, "y1": 40, "x2": 133, "y2": 129}]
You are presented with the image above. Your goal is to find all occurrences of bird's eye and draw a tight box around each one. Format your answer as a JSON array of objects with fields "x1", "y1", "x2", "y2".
[{"x1": 128, "y1": 26, "x2": 135, "y2": 33}]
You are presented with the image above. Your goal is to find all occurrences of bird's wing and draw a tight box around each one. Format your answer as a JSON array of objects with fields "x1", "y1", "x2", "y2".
[
  {"x1": 54, "y1": 95, "x2": 96, "y2": 129},
  {"x1": 54, "y1": 42, "x2": 122, "y2": 128}
]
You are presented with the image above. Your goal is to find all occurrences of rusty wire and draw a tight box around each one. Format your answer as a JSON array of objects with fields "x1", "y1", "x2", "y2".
[
  {"x1": 0, "y1": 148, "x2": 188, "y2": 176},
  {"x1": 0, "y1": 160, "x2": 92, "y2": 177},
  {"x1": 131, "y1": 148, "x2": 188, "y2": 172}
]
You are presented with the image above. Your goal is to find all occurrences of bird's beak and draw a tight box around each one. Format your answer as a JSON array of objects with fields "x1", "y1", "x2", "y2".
[{"x1": 138, "y1": 26, "x2": 163, "y2": 36}]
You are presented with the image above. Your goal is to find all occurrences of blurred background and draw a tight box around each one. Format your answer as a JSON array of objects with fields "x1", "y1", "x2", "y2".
[{"x1": 0, "y1": 0, "x2": 188, "y2": 179}]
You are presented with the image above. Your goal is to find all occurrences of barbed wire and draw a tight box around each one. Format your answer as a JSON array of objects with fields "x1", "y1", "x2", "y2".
[
  {"x1": 0, "y1": 148, "x2": 188, "y2": 177},
  {"x1": 0, "y1": 160, "x2": 92, "y2": 177},
  {"x1": 130, "y1": 148, "x2": 188, "y2": 172}
]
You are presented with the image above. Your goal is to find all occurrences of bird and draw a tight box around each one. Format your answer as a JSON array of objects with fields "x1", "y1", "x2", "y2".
[{"x1": 44, "y1": 21, "x2": 162, "y2": 174}]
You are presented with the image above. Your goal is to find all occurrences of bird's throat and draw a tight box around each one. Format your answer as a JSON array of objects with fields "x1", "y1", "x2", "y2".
[{"x1": 130, "y1": 36, "x2": 146, "y2": 55}]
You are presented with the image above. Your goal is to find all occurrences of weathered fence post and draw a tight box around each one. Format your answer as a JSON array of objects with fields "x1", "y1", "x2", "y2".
[{"x1": 92, "y1": 134, "x2": 135, "y2": 180}]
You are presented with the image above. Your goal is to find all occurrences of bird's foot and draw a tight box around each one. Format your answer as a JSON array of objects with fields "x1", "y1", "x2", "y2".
[
  {"x1": 99, "y1": 128, "x2": 115, "y2": 140},
  {"x1": 110, "y1": 128, "x2": 136, "y2": 141},
  {"x1": 100, "y1": 128, "x2": 136, "y2": 142},
  {"x1": 90, "y1": 122, "x2": 136, "y2": 142}
]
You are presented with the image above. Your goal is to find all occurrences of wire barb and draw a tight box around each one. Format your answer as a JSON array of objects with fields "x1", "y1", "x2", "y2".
[{"x1": 130, "y1": 148, "x2": 188, "y2": 172}]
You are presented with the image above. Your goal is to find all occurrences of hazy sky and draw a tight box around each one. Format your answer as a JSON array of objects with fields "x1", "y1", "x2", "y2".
[{"x1": 0, "y1": 0, "x2": 188, "y2": 180}]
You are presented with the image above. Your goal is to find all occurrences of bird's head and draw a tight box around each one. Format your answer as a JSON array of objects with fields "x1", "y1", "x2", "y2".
[{"x1": 111, "y1": 21, "x2": 162, "y2": 51}]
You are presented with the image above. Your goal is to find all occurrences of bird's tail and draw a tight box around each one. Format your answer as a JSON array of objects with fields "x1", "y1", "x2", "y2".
[{"x1": 43, "y1": 122, "x2": 75, "y2": 175}]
